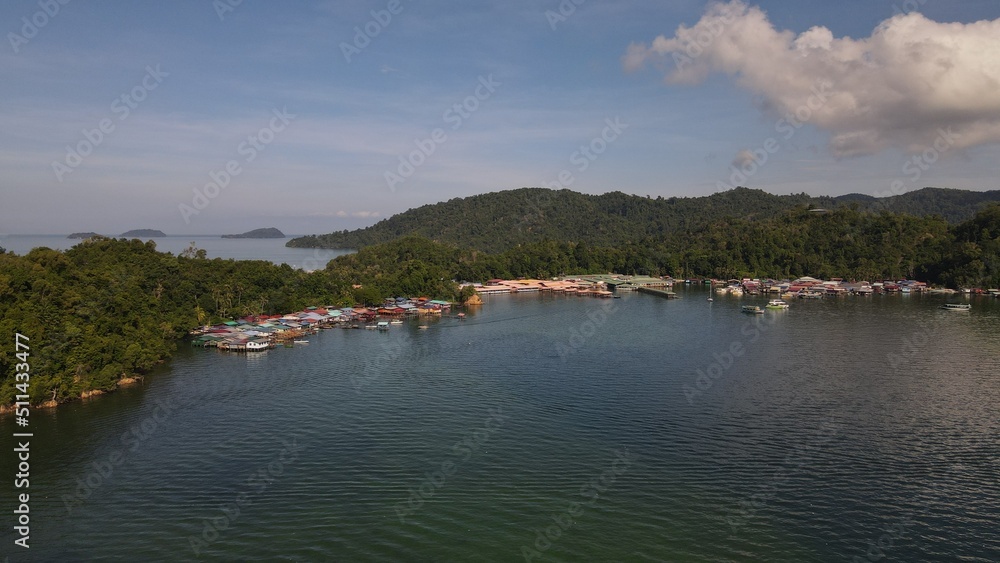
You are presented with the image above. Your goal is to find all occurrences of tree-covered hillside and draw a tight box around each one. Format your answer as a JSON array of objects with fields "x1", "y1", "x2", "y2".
[
  {"x1": 321, "y1": 204, "x2": 1000, "y2": 287},
  {"x1": 288, "y1": 187, "x2": 1000, "y2": 252},
  {"x1": 3, "y1": 201, "x2": 999, "y2": 410},
  {"x1": 0, "y1": 238, "x2": 343, "y2": 406}
]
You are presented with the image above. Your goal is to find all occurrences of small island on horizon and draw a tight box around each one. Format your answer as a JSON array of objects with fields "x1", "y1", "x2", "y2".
[
  {"x1": 222, "y1": 227, "x2": 285, "y2": 239},
  {"x1": 67, "y1": 232, "x2": 103, "y2": 239},
  {"x1": 121, "y1": 229, "x2": 167, "y2": 238}
]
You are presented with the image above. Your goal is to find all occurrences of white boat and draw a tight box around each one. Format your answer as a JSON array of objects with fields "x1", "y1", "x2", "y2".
[
  {"x1": 293, "y1": 340, "x2": 309, "y2": 344},
  {"x1": 741, "y1": 305, "x2": 764, "y2": 314},
  {"x1": 940, "y1": 303, "x2": 971, "y2": 311},
  {"x1": 765, "y1": 299, "x2": 789, "y2": 309},
  {"x1": 389, "y1": 320, "x2": 403, "y2": 325},
  {"x1": 376, "y1": 321, "x2": 390, "y2": 330}
]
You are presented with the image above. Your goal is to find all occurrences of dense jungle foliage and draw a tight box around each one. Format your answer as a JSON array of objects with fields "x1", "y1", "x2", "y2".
[
  {"x1": 2, "y1": 193, "x2": 999, "y2": 408},
  {"x1": 288, "y1": 187, "x2": 1000, "y2": 252}
]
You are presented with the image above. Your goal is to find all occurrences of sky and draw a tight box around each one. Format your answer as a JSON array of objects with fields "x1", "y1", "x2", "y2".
[{"x1": 1, "y1": 0, "x2": 998, "y2": 235}]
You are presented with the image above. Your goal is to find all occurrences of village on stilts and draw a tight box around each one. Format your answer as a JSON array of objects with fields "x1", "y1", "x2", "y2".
[{"x1": 190, "y1": 273, "x2": 993, "y2": 352}]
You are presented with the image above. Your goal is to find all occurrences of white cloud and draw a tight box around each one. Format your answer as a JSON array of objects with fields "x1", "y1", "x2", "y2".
[
  {"x1": 731, "y1": 149, "x2": 754, "y2": 168},
  {"x1": 624, "y1": 1, "x2": 1000, "y2": 158}
]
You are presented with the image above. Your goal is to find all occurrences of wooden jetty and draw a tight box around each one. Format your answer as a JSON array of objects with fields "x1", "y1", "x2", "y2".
[{"x1": 638, "y1": 287, "x2": 679, "y2": 299}]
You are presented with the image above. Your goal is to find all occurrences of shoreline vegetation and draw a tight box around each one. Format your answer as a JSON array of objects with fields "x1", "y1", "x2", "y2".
[{"x1": 2, "y1": 188, "x2": 999, "y2": 412}]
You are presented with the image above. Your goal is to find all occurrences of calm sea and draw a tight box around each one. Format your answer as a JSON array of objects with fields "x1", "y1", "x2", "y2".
[
  {"x1": 2, "y1": 288, "x2": 999, "y2": 561},
  {"x1": 0, "y1": 235, "x2": 352, "y2": 269}
]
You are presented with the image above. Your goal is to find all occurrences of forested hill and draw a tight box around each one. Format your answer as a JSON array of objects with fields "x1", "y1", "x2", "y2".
[
  {"x1": 835, "y1": 188, "x2": 1000, "y2": 223},
  {"x1": 4, "y1": 204, "x2": 999, "y2": 409},
  {"x1": 287, "y1": 187, "x2": 1000, "y2": 252}
]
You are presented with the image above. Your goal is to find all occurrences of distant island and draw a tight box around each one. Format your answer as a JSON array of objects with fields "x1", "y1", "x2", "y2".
[
  {"x1": 121, "y1": 229, "x2": 167, "y2": 237},
  {"x1": 222, "y1": 227, "x2": 285, "y2": 239},
  {"x1": 67, "y1": 232, "x2": 102, "y2": 239}
]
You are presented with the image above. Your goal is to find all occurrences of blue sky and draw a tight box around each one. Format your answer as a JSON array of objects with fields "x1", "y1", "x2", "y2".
[{"x1": 1, "y1": 0, "x2": 998, "y2": 235}]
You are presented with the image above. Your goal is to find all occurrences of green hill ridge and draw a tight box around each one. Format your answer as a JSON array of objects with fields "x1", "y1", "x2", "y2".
[{"x1": 288, "y1": 187, "x2": 1000, "y2": 252}]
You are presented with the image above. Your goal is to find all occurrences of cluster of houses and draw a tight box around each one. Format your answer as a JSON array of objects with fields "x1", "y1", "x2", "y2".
[
  {"x1": 463, "y1": 275, "x2": 678, "y2": 297},
  {"x1": 711, "y1": 276, "x2": 977, "y2": 297},
  {"x1": 466, "y1": 278, "x2": 613, "y2": 297},
  {"x1": 189, "y1": 298, "x2": 455, "y2": 352}
]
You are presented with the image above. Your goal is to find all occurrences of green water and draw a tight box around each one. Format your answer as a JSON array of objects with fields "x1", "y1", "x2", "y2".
[{"x1": 3, "y1": 288, "x2": 999, "y2": 561}]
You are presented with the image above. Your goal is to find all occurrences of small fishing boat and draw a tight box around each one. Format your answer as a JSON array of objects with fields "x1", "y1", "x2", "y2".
[
  {"x1": 293, "y1": 340, "x2": 309, "y2": 344},
  {"x1": 390, "y1": 320, "x2": 403, "y2": 325},
  {"x1": 418, "y1": 325, "x2": 429, "y2": 330},
  {"x1": 940, "y1": 303, "x2": 971, "y2": 311},
  {"x1": 765, "y1": 299, "x2": 789, "y2": 310},
  {"x1": 376, "y1": 321, "x2": 390, "y2": 330},
  {"x1": 741, "y1": 305, "x2": 764, "y2": 314}
]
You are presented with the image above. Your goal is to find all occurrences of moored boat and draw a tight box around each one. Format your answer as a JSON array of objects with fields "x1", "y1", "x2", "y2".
[
  {"x1": 765, "y1": 299, "x2": 789, "y2": 309},
  {"x1": 741, "y1": 305, "x2": 764, "y2": 314},
  {"x1": 940, "y1": 303, "x2": 971, "y2": 311}
]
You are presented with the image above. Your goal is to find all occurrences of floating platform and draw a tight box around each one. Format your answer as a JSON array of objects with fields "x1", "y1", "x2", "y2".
[{"x1": 637, "y1": 287, "x2": 679, "y2": 299}]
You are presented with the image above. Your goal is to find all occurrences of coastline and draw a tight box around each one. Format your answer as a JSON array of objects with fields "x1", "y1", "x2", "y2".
[{"x1": 0, "y1": 372, "x2": 149, "y2": 415}]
